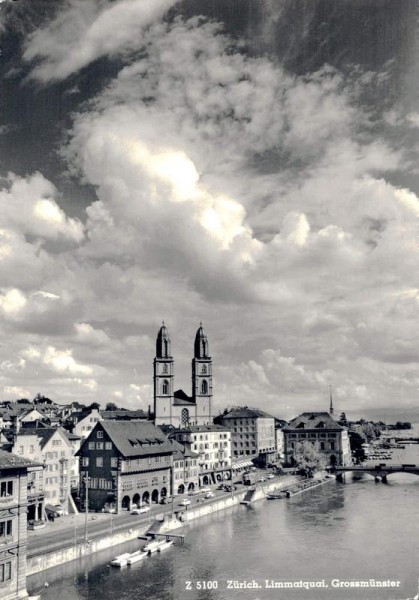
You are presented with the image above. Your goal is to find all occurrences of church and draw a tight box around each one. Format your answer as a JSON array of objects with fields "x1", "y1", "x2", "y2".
[{"x1": 153, "y1": 323, "x2": 213, "y2": 427}]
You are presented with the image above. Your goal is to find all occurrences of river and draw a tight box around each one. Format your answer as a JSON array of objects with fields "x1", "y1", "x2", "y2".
[{"x1": 28, "y1": 470, "x2": 419, "y2": 600}]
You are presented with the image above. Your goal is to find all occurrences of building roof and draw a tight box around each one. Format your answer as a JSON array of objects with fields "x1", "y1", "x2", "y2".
[
  {"x1": 173, "y1": 389, "x2": 195, "y2": 405},
  {"x1": 0, "y1": 448, "x2": 42, "y2": 470},
  {"x1": 174, "y1": 424, "x2": 230, "y2": 433},
  {"x1": 15, "y1": 427, "x2": 70, "y2": 449},
  {"x1": 86, "y1": 421, "x2": 175, "y2": 458},
  {"x1": 284, "y1": 412, "x2": 344, "y2": 431},
  {"x1": 218, "y1": 407, "x2": 275, "y2": 420},
  {"x1": 170, "y1": 438, "x2": 199, "y2": 459},
  {"x1": 100, "y1": 409, "x2": 148, "y2": 420}
]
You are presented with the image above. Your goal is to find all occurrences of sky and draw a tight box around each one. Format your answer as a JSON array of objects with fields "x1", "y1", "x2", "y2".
[{"x1": 0, "y1": 0, "x2": 419, "y2": 421}]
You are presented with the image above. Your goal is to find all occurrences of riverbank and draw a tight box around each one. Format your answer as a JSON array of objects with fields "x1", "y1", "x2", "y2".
[{"x1": 27, "y1": 474, "x2": 307, "y2": 575}]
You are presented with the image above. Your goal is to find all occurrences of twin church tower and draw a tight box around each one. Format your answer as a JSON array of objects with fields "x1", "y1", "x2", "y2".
[{"x1": 153, "y1": 323, "x2": 213, "y2": 427}]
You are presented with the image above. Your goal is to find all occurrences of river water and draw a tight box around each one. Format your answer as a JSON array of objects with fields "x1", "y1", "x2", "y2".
[{"x1": 28, "y1": 470, "x2": 419, "y2": 600}]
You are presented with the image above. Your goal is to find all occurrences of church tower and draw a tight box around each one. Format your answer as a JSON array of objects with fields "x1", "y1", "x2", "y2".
[
  {"x1": 192, "y1": 323, "x2": 212, "y2": 424},
  {"x1": 153, "y1": 323, "x2": 174, "y2": 425}
]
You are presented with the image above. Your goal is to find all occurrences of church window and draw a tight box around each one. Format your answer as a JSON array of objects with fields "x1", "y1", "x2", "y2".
[
  {"x1": 162, "y1": 364, "x2": 168, "y2": 374},
  {"x1": 162, "y1": 380, "x2": 169, "y2": 395},
  {"x1": 202, "y1": 364, "x2": 207, "y2": 374},
  {"x1": 181, "y1": 408, "x2": 189, "y2": 427},
  {"x1": 201, "y1": 380, "x2": 208, "y2": 395}
]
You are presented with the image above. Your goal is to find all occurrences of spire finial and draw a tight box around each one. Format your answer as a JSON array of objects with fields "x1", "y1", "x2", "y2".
[{"x1": 329, "y1": 384, "x2": 334, "y2": 415}]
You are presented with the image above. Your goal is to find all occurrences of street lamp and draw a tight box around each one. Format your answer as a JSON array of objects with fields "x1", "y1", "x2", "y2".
[{"x1": 83, "y1": 475, "x2": 91, "y2": 544}]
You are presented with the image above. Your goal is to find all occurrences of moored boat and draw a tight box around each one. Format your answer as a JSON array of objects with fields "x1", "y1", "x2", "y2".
[
  {"x1": 110, "y1": 552, "x2": 131, "y2": 567},
  {"x1": 157, "y1": 540, "x2": 173, "y2": 552},
  {"x1": 127, "y1": 550, "x2": 148, "y2": 565},
  {"x1": 143, "y1": 540, "x2": 166, "y2": 554},
  {"x1": 266, "y1": 491, "x2": 287, "y2": 500}
]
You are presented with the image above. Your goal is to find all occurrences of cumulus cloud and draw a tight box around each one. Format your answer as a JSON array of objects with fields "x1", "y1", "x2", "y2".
[{"x1": 0, "y1": 5, "x2": 417, "y2": 416}]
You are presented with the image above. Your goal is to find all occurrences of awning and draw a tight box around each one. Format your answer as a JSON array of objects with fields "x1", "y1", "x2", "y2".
[{"x1": 232, "y1": 460, "x2": 253, "y2": 470}]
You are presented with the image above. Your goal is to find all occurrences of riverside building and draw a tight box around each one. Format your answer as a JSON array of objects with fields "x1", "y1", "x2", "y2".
[
  {"x1": 77, "y1": 420, "x2": 174, "y2": 513},
  {"x1": 0, "y1": 449, "x2": 42, "y2": 600},
  {"x1": 215, "y1": 407, "x2": 277, "y2": 466},
  {"x1": 283, "y1": 412, "x2": 351, "y2": 467}
]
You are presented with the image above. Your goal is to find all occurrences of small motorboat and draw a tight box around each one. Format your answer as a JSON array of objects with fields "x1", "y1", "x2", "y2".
[
  {"x1": 127, "y1": 550, "x2": 148, "y2": 565},
  {"x1": 110, "y1": 552, "x2": 131, "y2": 567}
]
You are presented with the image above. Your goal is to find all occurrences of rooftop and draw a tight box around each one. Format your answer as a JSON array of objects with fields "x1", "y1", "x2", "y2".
[
  {"x1": 0, "y1": 448, "x2": 42, "y2": 470},
  {"x1": 284, "y1": 412, "x2": 344, "y2": 431}
]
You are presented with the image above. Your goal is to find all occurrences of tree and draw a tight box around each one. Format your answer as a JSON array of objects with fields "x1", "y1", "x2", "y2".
[
  {"x1": 105, "y1": 402, "x2": 118, "y2": 411},
  {"x1": 292, "y1": 441, "x2": 326, "y2": 478},
  {"x1": 88, "y1": 402, "x2": 100, "y2": 411}
]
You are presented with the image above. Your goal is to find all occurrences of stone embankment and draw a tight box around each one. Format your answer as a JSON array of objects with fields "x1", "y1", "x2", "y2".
[{"x1": 27, "y1": 473, "x2": 332, "y2": 575}]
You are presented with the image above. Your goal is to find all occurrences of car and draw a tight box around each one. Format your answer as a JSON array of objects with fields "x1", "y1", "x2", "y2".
[
  {"x1": 258, "y1": 477, "x2": 266, "y2": 482},
  {"x1": 200, "y1": 487, "x2": 211, "y2": 494},
  {"x1": 179, "y1": 499, "x2": 191, "y2": 507},
  {"x1": 53, "y1": 504, "x2": 64, "y2": 516},
  {"x1": 267, "y1": 474, "x2": 275, "y2": 479},
  {"x1": 131, "y1": 506, "x2": 150, "y2": 515},
  {"x1": 188, "y1": 490, "x2": 201, "y2": 496},
  {"x1": 204, "y1": 492, "x2": 214, "y2": 499}
]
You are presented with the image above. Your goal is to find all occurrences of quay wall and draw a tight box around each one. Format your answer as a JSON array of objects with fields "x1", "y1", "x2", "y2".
[{"x1": 27, "y1": 474, "x2": 318, "y2": 575}]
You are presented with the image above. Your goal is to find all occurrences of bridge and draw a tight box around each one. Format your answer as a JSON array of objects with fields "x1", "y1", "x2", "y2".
[{"x1": 334, "y1": 464, "x2": 419, "y2": 483}]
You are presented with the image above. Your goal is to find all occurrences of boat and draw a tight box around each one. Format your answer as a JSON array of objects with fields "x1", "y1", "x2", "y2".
[
  {"x1": 157, "y1": 540, "x2": 173, "y2": 552},
  {"x1": 143, "y1": 539, "x2": 166, "y2": 554},
  {"x1": 266, "y1": 491, "x2": 287, "y2": 500},
  {"x1": 127, "y1": 550, "x2": 148, "y2": 565},
  {"x1": 110, "y1": 552, "x2": 132, "y2": 567}
]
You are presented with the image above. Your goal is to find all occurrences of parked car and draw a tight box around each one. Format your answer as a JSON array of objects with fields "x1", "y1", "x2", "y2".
[
  {"x1": 131, "y1": 506, "x2": 150, "y2": 515},
  {"x1": 258, "y1": 477, "x2": 266, "y2": 482},
  {"x1": 200, "y1": 487, "x2": 211, "y2": 494},
  {"x1": 188, "y1": 490, "x2": 201, "y2": 496},
  {"x1": 179, "y1": 499, "x2": 191, "y2": 507},
  {"x1": 204, "y1": 492, "x2": 214, "y2": 499},
  {"x1": 267, "y1": 474, "x2": 275, "y2": 479}
]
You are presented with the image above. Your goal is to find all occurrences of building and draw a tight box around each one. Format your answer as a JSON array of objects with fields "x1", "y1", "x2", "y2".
[
  {"x1": 77, "y1": 420, "x2": 174, "y2": 513},
  {"x1": 169, "y1": 425, "x2": 231, "y2": 486},
  {"x1": 71, "y1": 409, "x2": 101, "y2": 439},
  {"x1": 0, "y1": 449, "x2": 42, "y2": 600},
  {"x1": 215, "y1": 407, "x2": 277, "y2": 466},
  {"x1": 153, "y1": 323, "x2": 213, "y2": 427},
  {"x1": 170, "y1": 439, "x2": 200, "y2": 494},
  {"x1": 12, "y1": 428, "x2": 74, "y2": 515},
  {"x1": 283, "y1": 412, "x2": 351, "y2": 467}
]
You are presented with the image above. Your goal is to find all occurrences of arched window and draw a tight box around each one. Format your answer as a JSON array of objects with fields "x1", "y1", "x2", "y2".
[
  {"x1": 181, "y1": 408, "x2": 189, "y2": 427},
  {"x1": 201, "y1": 380, "x2": 208, "y2": 395},
  {"x1": 162, "y1": 380, "x2": 169, "y2": 395},
  {"x1": 201, "y1": 364, "x2": 207, "y2": 374}
]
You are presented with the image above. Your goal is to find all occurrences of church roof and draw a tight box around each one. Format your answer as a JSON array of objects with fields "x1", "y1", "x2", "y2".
[
  {"x1": 173, "y1": 389, "x2": 195, "y2": 406},
  {"x1": 284, "y1": 412, "x2": 344, "y2": 431}
]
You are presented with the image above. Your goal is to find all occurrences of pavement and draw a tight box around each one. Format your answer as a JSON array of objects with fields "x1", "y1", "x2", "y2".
[{"x1": 27, "y1": 469, "x2": 279, "y2": 557}]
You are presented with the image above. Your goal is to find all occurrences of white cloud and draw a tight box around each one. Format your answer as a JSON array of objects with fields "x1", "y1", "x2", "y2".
[{"x1": 24, "y1": 0, "x2": 178, "y2": 82}]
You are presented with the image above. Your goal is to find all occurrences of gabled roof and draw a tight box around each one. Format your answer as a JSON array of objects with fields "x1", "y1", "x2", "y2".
[
  {"x1": 219, "y1": 407, "x2": 275, "y2": 420},
  {"x1": 170, "y1": 439, "x2": 199, "y2": 459},
  {"x1": 15, "y1": 427, "x2": 70, "y2": 449},
  {"x1": 284, "y1": 412, "x2": 344, "y2": 431},
  {"x1": 81, "y1": 421, "x2": 174, "y2": 458},
  {"x1": 0, "y1": 448, "x2": 42, "y2": 470}
]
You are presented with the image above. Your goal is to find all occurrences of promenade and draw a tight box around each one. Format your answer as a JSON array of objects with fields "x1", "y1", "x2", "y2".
[{"x1": 26, "y1": 473, "x2": 302, "y2": 574}]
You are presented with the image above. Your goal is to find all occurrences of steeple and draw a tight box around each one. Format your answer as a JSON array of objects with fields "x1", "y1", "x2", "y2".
[
  {"x1": 329, "y1": 385, "x2": 334, "y2": 415},
  {"x1": 192, "y1": 323, "x2": 212, "y2": 424},
  {"x1": 156, "y1": 321, "x2": 171, "y2": 358},
  {"x1": 194, "y1": 322, "x2": 209, "y2": 358}
]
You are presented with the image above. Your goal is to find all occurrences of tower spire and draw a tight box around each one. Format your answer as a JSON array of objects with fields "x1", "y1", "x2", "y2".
[{"x1": 329, "y1": 384, "x2": 334, "y2": 415}]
